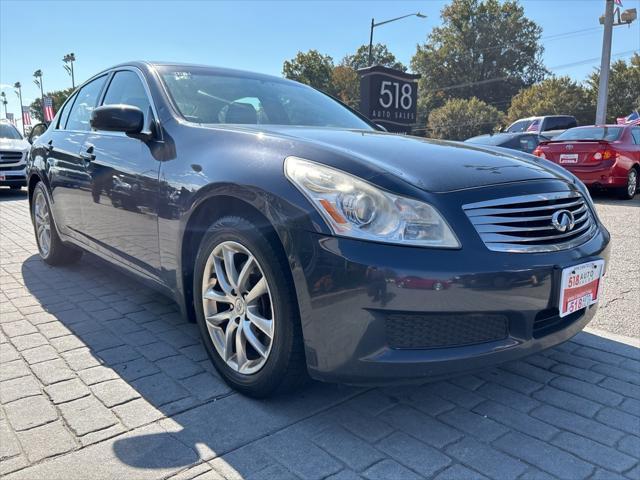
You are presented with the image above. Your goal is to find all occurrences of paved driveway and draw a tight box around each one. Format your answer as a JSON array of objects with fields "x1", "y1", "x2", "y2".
[{"x1": 1, "y1": 190, "x2": 638, "y2": 480}]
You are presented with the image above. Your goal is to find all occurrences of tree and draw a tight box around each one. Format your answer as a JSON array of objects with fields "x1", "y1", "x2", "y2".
[
  {"x1": 427, "y1": 97, "x2": 504, "y2": 140},
  {"x1": 282, "y1": 50, "x2": 335, "y2": 93},
  {"x1": 507, "y1": 76, "x2": 592, "y2": 126},
  {"x1": 341, "y1": 43, "x2": 406, "y2": 71},
  {"x1": 411, "y1": 0, "x2": 547, "y2": 122},
  {"x1": 331, "y1": 65, "x2": 360, "y2": 109},
  {"x1": 586, "y1": 53, "x2": 640, "y2": 123},
  {"x1": 30, "y1": 88, "x2": 73, "y2": 122}
]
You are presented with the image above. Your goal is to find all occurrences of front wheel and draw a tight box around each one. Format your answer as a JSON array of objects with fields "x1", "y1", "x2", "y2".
[
  {"x1": 193, "y1": 216, "x2": 307, "y2": 397},
  {"x1": 618, "y1": 168, "x2": 638, "y2": 200},
  {"x1": 31, "y1": 183, "x2": 83, "y2": 265}
]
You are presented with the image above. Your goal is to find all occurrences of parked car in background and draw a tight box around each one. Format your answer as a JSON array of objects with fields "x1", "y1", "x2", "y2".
[
  {"x1": 533, "y1": 125, "x2": 640, "y2": 200},
  {"x1": 0, "y1": 120, "x2": 29, "y2": 190},
  {"x1": 465, "y1": 132, "x2": 549, "y2": 154},
  {"x1": 506, "y1": 115, "x2": 578, "y2": 138},
  {"x1": 27, "y1": 61, "x2": 610, "y2": 397}
]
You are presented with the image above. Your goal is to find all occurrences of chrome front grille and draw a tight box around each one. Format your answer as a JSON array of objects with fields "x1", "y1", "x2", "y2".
[
  {"x1": 463, "y1": 191, "x2": 597, "y2": 253},
  {"x1": 0, "y1": 151, "x2": 24, "y2": 164}
]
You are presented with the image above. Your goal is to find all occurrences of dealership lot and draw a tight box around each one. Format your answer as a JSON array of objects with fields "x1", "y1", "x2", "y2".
[{"x1": 0, "y1": 190, "x2": 638, "y2": 480}]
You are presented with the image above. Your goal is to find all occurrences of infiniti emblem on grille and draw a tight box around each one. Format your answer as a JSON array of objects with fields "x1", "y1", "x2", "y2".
[{"x1": 551, "y1": 209, "x2": 575, "y2": 232}]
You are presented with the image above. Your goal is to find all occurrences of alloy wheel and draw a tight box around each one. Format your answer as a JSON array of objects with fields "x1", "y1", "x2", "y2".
[
  {"x1": 33, "y1": 190, "x2": 51, "y2": 257},
  {"x1": 628, "y1": 170, "x2": 638, "y2": 197},
  {"x1": 201, "y1": 240, "x2": 275, "y2": 374}
]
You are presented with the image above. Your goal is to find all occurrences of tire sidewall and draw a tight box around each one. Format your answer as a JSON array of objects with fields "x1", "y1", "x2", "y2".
[
  {"x1": 193, "y1": 217, "x2": 298, "y2": 393},
  {"x1": 32, "y1": 183, "x2": 55, "y2": 261}
]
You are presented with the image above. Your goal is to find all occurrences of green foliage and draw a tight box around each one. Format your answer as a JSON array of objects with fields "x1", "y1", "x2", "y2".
[
  {"x1": 586, "y1": 53, "x2": 640, "y2": 123},
  {"x1": 427, "y1": 97, "x2": 504, "y2": 140},
  {"x1": 411, "y1": 0, "x2": 547, "y2": 123},
  {"x1": 30, "y1": 88, "x2": 73, "y2": 123},
  {"x1": 282, "y1": 50, "x2": 336, "y2": 93},
  {"x1": 507, "y1": 76, "x2": 592, "y2": 126},
  {"x1": 341, "y1": 44, "x2": 406, "y2": 72}
]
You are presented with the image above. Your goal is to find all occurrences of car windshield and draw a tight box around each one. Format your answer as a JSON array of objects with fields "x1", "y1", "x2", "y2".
[
  {"x1": 159, "y1": 67, "x2": 373, "y2": 130},
  {"x1": 0, "y1": 123, "x2": 22, "y2": 140},
  {"x1": 506, "y1": 120, "x2": 536, "y2": 133},
  {"x1": 555, "y1": 127, "x2": 623, "y2": 142}
]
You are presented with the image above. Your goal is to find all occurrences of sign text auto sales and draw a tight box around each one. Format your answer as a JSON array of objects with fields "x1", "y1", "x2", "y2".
[{"x1": 357, "y1": 66, "x2": 421, "y2": 134}]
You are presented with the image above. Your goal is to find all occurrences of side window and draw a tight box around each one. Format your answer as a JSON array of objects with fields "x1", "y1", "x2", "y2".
[
  {"x1": 632, "y1": 128, "x2": 640, "y2": 145},
  {"x1": 56, "y1": 93, "x2": 77, "y2": 130},
  {"x1": 65, "y1": 75, "x2": 107, "y2": 131},
  {"x1": 102, "y1": 70, "x2": 151, "y2": 125}
]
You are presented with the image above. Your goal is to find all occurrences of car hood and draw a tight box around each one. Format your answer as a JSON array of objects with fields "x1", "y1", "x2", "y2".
[
  {"x1": 0, "y1": 138, "x2": 30, "y2": 151},
  {"x1": 247, "y1": 126, "x2": 573, "y2": 193}
]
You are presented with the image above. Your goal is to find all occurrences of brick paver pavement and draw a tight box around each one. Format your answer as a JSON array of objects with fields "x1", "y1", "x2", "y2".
[{"x1": 1, "y1": 190, "x2": 638, "y2": 480}]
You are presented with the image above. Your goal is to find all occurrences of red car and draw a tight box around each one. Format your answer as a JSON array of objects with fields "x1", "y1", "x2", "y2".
[{"x1": 533, "y1": 125, "x2": 640, "y2": 200}]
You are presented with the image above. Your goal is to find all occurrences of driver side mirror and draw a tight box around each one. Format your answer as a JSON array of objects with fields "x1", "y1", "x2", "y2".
[
  {"x1": 28, "y1": 123, "x2": 48, "y2": 144},
  {"x1": 91, "y1": 104, "x2": 144, "y2": 135}
]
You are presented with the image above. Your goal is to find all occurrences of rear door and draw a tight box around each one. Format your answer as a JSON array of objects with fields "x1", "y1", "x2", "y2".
[
  {"x1": 47, "y1": 75, "x2": 108, "y2": 238},
  {"x1": 80, "y1": 68, "x2": 162, "y2": 277}
]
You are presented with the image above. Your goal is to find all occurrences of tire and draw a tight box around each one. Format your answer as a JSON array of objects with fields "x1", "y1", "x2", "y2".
[
  {"x1": 618, "y1": 168, "x2": 638, "y2": 200},
  {"x1": 31, "y1": 182, "x2": 83, "y2": 266},
  {"x1": 193, "y1": 215, "x2": 307, "y2": 397}
]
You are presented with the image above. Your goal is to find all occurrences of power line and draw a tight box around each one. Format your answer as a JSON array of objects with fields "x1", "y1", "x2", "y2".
[{"x1": 420, "y1": 50, "x2": 638, "y2": 95}]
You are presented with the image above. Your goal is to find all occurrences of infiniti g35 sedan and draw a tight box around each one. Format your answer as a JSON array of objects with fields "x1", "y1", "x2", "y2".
[{"x1": 27, "y1": 62, "x2": 611, "y2": 397}]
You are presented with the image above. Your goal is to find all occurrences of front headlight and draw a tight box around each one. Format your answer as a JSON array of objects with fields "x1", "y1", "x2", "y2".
[{"x1": 285, "y1": 157, "x2": 460, "y2": 248}]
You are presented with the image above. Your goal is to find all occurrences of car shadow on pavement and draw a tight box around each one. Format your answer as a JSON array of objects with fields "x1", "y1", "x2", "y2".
[{"x1": 14, "y1": 249, "x2": 640, "y2": 480}]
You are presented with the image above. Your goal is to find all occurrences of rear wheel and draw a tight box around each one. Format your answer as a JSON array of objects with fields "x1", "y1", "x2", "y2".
[
  {"x1": 618, "y1": 168, "x2": 638, "y2": 200},
  {"x1": 193, "y1": 216, "x2": 307, "y2": 397},
  {"x1": 31, "y1": 183, "x2": 83, "y2": 265}
]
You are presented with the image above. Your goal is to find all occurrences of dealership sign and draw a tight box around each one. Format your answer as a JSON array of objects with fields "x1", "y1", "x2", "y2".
[{"x1": 358, "y1": 66, "x2": 421, "y2": 133}]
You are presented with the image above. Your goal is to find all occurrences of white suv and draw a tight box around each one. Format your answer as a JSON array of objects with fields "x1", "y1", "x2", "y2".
[{"x1": 0, "y1": 120, "x2": 30, "y2": 190}]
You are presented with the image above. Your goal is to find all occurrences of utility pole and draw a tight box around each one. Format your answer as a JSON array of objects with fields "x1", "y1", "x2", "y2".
[
  {"x1": 595, "y1": 1, "x2": 637, "y2": 124},
  {"x1": 33, "y1": 70, "x2": 44, "y2": 121},
  {"x1": 596, "y1": 0, "x2": 614, "y2": 125},
  {"x1": 14, "y1": 82, "x2": 24, "y2": 136}
]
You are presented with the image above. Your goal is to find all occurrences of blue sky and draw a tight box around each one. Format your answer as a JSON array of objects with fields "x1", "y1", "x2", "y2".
[{"x1": 1, "y1": 0, "x2": 639, "y2": 126}]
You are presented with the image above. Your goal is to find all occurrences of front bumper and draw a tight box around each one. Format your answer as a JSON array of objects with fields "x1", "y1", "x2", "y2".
[
  {"x1": 290, "y1": 202, "x2": 611, "y2": 385},
  {"x1": 0, "y1": 166, "x2": 27, "y2": 187}
]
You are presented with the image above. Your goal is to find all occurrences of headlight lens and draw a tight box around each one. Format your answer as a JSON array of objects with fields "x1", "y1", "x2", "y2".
[{"x1": 285, "y1": 157, "x2": 460, "y2": 248}]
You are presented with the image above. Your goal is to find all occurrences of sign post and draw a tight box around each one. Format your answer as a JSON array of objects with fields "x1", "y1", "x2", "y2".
[{"x1": 358, "y1": 66, "x2": 420, "y2": 134}]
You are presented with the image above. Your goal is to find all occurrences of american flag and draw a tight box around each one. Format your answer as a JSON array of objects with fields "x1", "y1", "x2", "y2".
[
  {"x1": 616, "y1": 110, "x2": 640, "y2": 126},
  {"x1": 22, "y1": 106, "x2": 31, "y2": 126},
  {"x1": 6, "y1": 113, "x2": 15, "y2": 125},
  {"x1": 43, "y1": 96, "x2": 55, "y2": 122}
]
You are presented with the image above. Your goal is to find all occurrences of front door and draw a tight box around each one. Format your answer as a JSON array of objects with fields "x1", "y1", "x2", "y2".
[{"x1": 80, "y1": 69, "x2": 162, "y2": 277}]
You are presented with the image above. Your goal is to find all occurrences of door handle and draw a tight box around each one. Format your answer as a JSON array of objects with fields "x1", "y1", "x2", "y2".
[{"x1": 80, "y1": 144, "x2": 96, "y2": 162}]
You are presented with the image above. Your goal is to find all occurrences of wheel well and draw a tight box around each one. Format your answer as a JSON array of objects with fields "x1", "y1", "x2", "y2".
[
  {"x1": 27, "y1": 174, "x2": 41, "y2": 206},
  {"x1": 180, "y1": 195, "x2": 289, "y2": 322}
]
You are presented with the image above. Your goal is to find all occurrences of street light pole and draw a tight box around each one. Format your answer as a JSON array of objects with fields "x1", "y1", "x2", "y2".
[
  {"x1": 596, "y1": 0, "x2": 614, "y2": 125},
  {"x1": 33, "y1": 70, "x2": 44, "y2": 121},
  {"x1": 0, "y1": 92, "x2": 7, "y2": 119},
  {"x1": 14, "y1": 82, "x2": 24, "y2": 136},
  {"x1": 63, "y1": 53, "x2": 76, "y2": 88},
  {"x1": 368, "y1": 12, "x2": 426, "y2": 67}
]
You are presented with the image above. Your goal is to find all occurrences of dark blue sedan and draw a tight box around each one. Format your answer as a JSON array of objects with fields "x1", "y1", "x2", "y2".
[{"x1": 26, "y1": 62, "x2": 610, "y2": 397}]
